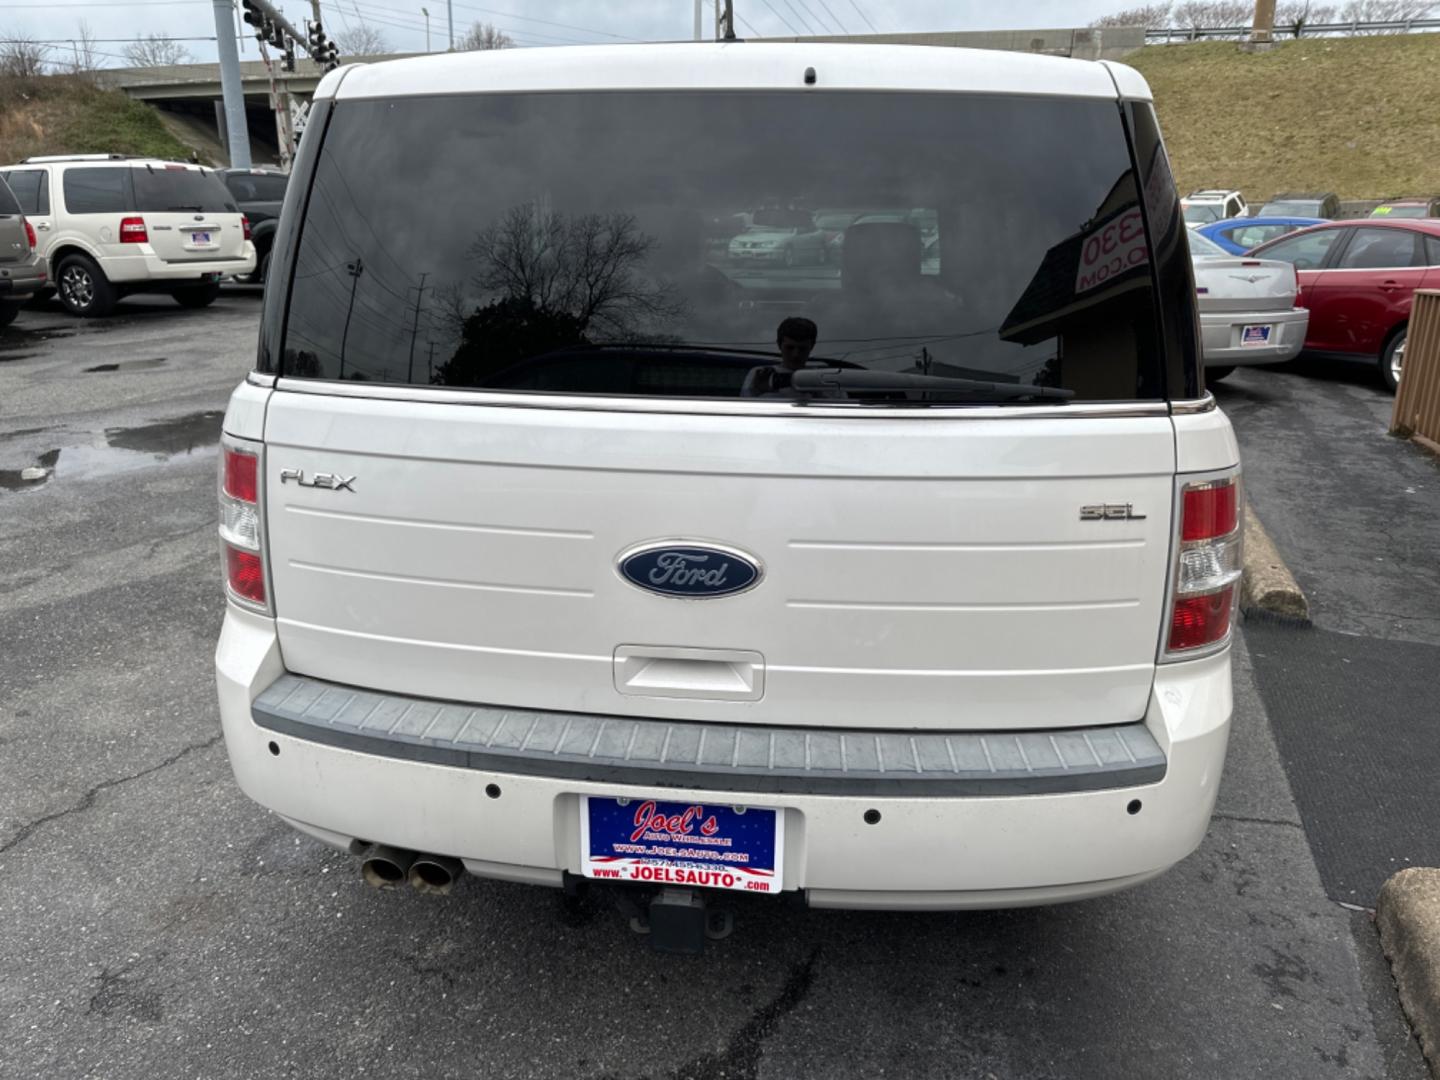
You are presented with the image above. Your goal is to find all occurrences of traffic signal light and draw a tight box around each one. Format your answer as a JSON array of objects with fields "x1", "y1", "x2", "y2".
[
  {"x1": 282, "y1": 39, "x2": 295, "y2": 72},
  {"x1": 306, "y1": 20, "x2": 339, "y2": 70}
]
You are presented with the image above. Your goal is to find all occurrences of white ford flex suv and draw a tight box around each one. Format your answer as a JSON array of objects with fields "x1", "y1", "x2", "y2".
[
  {"x1": 216, "y1": 44, "x2": 1240, "y2": 941},
  {"x1": 0, "y1": 156, "x2": 255, "y2": 317}
]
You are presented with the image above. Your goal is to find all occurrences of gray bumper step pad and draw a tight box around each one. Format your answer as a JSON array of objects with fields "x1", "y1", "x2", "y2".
[{"x1": 252, "y1": 674, "x2": 1166, "y2": 797}]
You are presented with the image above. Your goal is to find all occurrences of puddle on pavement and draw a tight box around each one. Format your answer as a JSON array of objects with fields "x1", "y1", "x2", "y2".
[
  {"x1": 106, "y1": 410, "x2": 223, "y2": 455},
  {"x1": 1, "y1": 411, "x2": 224, "y2": 493},
  {"x1": 83, "y1": 358, "x2": 168, "y2": 373}
]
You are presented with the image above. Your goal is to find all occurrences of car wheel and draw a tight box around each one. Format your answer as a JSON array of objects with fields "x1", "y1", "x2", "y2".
[
  {"x1": 1379, "y1": 326, "x2": 1406, "y2": 394},
  {"x1": 173, "y1": 283, "x2": 221, "y2": 309},
  {"x1": 0, "y1": 302, "x2": 18, "y2": 328},
  {"x1": 56, "y1": 254, "x2": 116, "y2": 317},
  {"x1": 1206, "y1": 365, "x2": 1235, "y2": 382}
]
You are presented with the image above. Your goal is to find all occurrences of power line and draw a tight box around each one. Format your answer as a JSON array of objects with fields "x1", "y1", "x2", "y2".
[
  {"x1": 813, "y1": 0, "x2": 850, "y2": 33},
  {"x1": 756, "y1": 0, "x2": 802, "y2": 34},
  {"x1": 1, "y1": 36, "x2": 218, "y2": 45},
  {"x1": 735, "y1": 13, "x2": 762, "y2": 36},
  {"x1": 339, "y1": 2, "x2": 593, "y2": 47},
  {"x1": 444, "y1": 0, "x2": 645, "y2": 41},
  {"x1": 791, "y1": 0, "x2": 838, "y2": 34},
  {"x1": 778, "y1": 0, "x2": 818, "y2": 34},
  {"x1": 846, "y1": 0, "x2": 879, "y2": 33}
]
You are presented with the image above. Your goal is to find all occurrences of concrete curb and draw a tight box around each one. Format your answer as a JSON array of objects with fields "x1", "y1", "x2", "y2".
[
  {"x1": 1377, "y1": 868, "x2": 1440, "y2": 1077},
  {"x1": 1241, "y1": 500, "x2": 1310, "y2": 623}
]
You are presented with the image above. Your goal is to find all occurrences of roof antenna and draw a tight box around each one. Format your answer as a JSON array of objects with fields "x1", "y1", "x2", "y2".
[{"x1": 720, "y1": 0, "x2": 738, "y2": 41}]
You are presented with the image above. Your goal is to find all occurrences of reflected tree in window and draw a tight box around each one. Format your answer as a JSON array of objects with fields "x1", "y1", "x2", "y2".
[{"x1": 433, "y1": 205, "x2": 685, "y2": 387}]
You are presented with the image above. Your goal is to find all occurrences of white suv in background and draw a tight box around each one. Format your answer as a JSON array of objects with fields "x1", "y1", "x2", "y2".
[
  {"x1": 1180, "y1": 189, "x2": 1247, "y2": 227},
  {"x1": 0, "y1": 155, "x2": 255, "y2": 317}
]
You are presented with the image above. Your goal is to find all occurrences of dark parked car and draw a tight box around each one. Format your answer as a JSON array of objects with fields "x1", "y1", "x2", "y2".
[
  {"x1": 1257, "y1": 192, "x2": 1341, "y2": 219},
  {"x1": 1371, "y1": 198, "x2": 1440, "y2": 220},
  {"x1": 1250, "y1": 219, "x2": 1440, "y2": 392},
  {"x1": 221, "y1": 167, "x2": 288, "y2": 284}
]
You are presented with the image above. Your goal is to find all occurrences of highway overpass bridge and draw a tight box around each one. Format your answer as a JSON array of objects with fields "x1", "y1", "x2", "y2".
[{"x1": 98, "y1": 26, "x2": 1143, "y2": 166}]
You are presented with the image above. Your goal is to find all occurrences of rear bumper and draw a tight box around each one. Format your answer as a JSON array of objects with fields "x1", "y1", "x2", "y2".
[
  {"x1": 1200, "y1": 306, "x2": 1308, "y2": 366},
  {"x1": 97, "y1": 245, "x2": 256, "y2": 285},
  {"x1": 216, "y1": 605, "x2": 1233, "y2": 910},
  {"x1": 0, "y1": 255, "x2": 48, "y2": 298}
]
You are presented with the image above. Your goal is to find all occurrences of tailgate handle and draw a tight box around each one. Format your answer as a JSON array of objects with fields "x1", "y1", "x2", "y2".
[{"x1": 614, "y1": 646, "x2": 764, "y2": 702}]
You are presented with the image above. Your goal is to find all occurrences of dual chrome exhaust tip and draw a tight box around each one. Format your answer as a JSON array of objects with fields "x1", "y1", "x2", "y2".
[{"x1": 359, "y1": 845, "x2": 463, "y2": 895}]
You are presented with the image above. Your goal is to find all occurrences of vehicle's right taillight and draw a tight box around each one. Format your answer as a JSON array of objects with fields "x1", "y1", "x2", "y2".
[
  {"x1": 22, "y1": 218, "x2": 35, "y2": 251},
  {"x1": 219, "y1": 434, "x2": 270, "y2": 612},
  {"x1": 1161, "y1": 471, "x2": 1242, "y2": 660}
]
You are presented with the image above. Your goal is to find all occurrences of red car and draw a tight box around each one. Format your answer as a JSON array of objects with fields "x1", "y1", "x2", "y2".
[{"x1": 1249, "y1": 219, "x2": 1440, "y2": 391}]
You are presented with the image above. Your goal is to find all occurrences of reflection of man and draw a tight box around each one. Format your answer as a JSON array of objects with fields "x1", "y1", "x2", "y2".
[{"x1": 741, "y1": 316, "x2": 818, "y2": 397}]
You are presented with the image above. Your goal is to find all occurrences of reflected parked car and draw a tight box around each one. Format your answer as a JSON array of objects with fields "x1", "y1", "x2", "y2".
[
  {"x1": 221, "y1": 167, "x2": 288, "y2": 284},
  {"x1": 1188, "y1": 230, "x2": 1308, "y2": 381},
  {"x1": 1180, "y1": 189, "x2": 1247, "y2": 226},
  {"x1": 727, "y1": 208, "x2": 828, "y2": 266},
  {"x1": 1250, "y1": 219, "x2": 1440, "y2": 391},
  {"x1": 1193, "y1": 215, "x2": 1325, "y2": 255}
]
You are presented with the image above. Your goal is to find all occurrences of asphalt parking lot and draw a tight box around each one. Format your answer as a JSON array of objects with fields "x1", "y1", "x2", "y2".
[{"x1": 0, "y1": 294, "x2": 1432, "y2": 1079}]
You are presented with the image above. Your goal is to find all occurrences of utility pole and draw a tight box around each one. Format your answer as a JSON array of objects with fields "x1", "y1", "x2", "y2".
[
  {"x1": 213, "y1": 0, "x2": 252, "y2": 168},
  {"x1": 422, "y1": 6, "x2": 431, "y2": 51},
  {"x1": 1252, "y1": 0, "x2": 1277, "y2": 43},
  {"x1": 339, "y1": 257, "x2": 364, "y2": 379},
  {"x1": 447, "y1": 0, "x2": 455, "y2": 49},
  {"x1": 425, "y1": 341, "x2": 437, "y2": 383},
  {"x1": 406, "y1": 272, "x2": 430, "y2": 383},
  {"x1": 694, "y1": 0, "x2": 702, "y2": 40}
]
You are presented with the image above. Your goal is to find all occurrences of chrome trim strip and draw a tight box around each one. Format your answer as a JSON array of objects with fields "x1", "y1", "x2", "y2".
[
  {"x1": 1169, "y1": 393, "x2": 1216, "y2": 415},
  {"x1": 246, "y1": 371, "x2": 277, "y2": 388},
  {"x1": 270, "y1": 378, "x2": 1173, "y2": 421}
]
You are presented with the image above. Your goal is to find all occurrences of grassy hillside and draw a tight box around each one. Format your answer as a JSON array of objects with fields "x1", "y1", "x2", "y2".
[
  {"x1": 1129, "y1": 33, "x2": 1440, "y2": 203},
  {"x1": 0, "y1": 74, "x2": 195, "y2": 164}
]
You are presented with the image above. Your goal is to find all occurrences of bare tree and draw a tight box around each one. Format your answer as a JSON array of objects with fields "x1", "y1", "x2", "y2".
[
  {"x1": 122, "y1": 33, "x2": 191, "y2": 67},
  {"x1": 65, "y1": 20, "x2": 102, "y2": 75},
  {"x1": 457, "y1": 21, "x2": 514, "y2": 50},
  {"x1": 1172, "y1": 1, "x2": 1254, "y2": 29},
  {"x1": 1275, "y1": 1, "x2": 1339, "y2": 28},
  {"x1": 1090, "y1": 4, "x2": 1174, "y2": 27},
  {"x1": 1338, "y1": 0, "x2": 1437, "y2": 26},
  {"x1": 467, "y1": 205, "x2": 681, "y2": 337},
  {"x1": 336, "y1": 24, "x2": 390, "y2": 56},
  {"x1": 0, "y1": 34, "x2": 50, "y2": 77}
]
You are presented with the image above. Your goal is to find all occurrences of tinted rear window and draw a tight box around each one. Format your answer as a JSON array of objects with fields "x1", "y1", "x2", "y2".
[
  {"x1": 133, "y1": 168, "x2": 237, "y2": 213},
  {"x1": 1, "y1": 170, "x2": 47, "y2": 215},
  {"x1": 225, "y1": 172, "x2": 289, "y2": 202},
  {"x1": 0, "y1": 178, "x2": 20, "y2": 216},
  {"x1": 277, "y1": 91, "x2": 1179, "y2": 404},
  {"x1": 63, "y1": 167, "x2": 131, "y2": 214}
]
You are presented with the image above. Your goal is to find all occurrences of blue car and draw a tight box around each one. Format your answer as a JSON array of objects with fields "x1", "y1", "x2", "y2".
[{"x1": 1193, "y1": 216, "x2": 1327, "y2": 255}]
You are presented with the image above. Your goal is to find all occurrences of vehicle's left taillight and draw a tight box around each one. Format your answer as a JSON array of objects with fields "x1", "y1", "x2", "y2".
[
  {"x1": 1161, "y1": 470, "x2": 1242, "y2": 661},
  {"x1": 219, "y1": 434, "x2": 270, "y2": 612}
]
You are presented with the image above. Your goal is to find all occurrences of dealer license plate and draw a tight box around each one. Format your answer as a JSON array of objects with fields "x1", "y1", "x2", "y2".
[
  {"x1": 1241, "y1": 324, "x2": 1272, "y2": 346},
  {"x1": 580, "y1": 796, "x2": 784, "y2": 894}
]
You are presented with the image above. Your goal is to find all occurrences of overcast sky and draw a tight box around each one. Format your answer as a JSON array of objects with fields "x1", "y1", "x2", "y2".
[{"x1": 2, "y1": 0, "x2": 1129, "y2": 69}]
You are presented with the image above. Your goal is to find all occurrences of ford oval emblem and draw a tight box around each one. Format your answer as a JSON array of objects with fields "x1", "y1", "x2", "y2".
[{"x1": 618, "y1": 542, "x2": 762, "y2": 599}]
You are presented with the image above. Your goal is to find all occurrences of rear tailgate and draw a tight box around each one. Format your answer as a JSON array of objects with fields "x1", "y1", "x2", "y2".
[
  {"x1": 1193, "y1": 256, "x2": 1297, "y2": 313},
  {"x1": 132, "y1": 166, "x2": 246, "y2": 264},
  {"x1": 263, "y1": 392, "x2": 1175, "y2": 731}
]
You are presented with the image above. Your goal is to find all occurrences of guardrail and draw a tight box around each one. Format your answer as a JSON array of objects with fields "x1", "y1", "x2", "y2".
[
  {"x1": 1146, "y1": 17, "x2": 1440, "y2": 41},
  {"x1": 1390, "y1": 290, "x2": 1440, "y2": 457}
]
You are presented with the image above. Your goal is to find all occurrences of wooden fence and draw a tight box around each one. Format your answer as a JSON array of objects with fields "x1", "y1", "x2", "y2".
[{"x1": 1390, "y1": 290, "x2": 1440, "y2": 456}]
